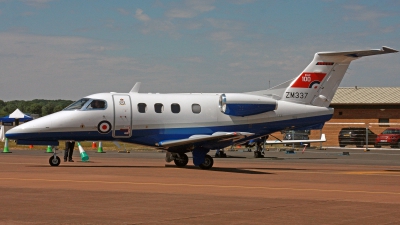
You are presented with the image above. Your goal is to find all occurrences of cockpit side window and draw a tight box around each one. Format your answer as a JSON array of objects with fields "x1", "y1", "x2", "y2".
[
  {"x1": 86, "y1": 99, "x2": 107, "y2": 110},
  {"x1": 64, "y1": 98, "x2": 90, "y2": 110}
]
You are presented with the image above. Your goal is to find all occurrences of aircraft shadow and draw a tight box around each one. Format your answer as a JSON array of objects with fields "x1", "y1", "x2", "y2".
[
  {"x1": 28, "y1": 165, "x2": 167, "y2": 168},
  {"x1": 385, "y1": 170, "x2": 400, "y2": 172},
  {"x1": 221, "y1": 156, "x2": 247, "y2": 159},
  {"x1": 247, "y1": 167, "x2": 307, "y2": 171},
  {"x1": 28, "y1": 164, "x2": 272, "y2": 174},
  {"x1": 165, "y1": 165, "x2": 273, "y2": 175}
]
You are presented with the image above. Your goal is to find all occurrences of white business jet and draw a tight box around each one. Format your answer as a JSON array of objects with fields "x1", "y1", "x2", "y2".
[{"x1": 6, "y1": 46, "x2": 398, "y2": 169}]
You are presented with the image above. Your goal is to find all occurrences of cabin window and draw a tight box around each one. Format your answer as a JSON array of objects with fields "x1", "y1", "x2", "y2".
[
  {"x1": 192, "y1": 104, "x2": 201, "y2": 114},
  {"x1": 138, "y1": 103, "x2": 147, "y2": 113},
  {"x1": 154, "y1": 103, "x2": 164, "y2": 113},
  {"x1": 64, "y1": 98, "x2": 90, "y2": 110},
  {"x1": 86, "y1": 99, "x2": 107, "y2": 110},
  {"x1": 171, "y1": 103, "x2": 180, "y2": 114}
]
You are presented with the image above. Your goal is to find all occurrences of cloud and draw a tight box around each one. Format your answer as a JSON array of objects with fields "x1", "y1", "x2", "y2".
[
  {"x1": 117, "y1": 8, "x2": 130, "y2": 16},
  {"x1": 0, "y1": 31, "x2": 179, "y2": 100},
  {"x1": 166, "y1": 0, "x2": 215, "y2": 18},
  {"x1": 182, "y1": 56, "x2": 204, "y2": 63},
  {"x1": 209, "y1": 31, "x2": 232, "y2": 41},
  {"x1": 343, "y1": 4, "x2": 390, "y2": 26},
  {"x1": 135, "y1": 8, "x2": 151, "y2": 22},
  {"x1": 206, "y1": 18, "x2": 245, "y2": 30},
  {"x1": 21, "y1": 0, "x2": 53, "y2": 8},
  {"x1": 229, "y1": 0, "x2": 256, "y2": 5},
  {"x1": 185, "y1": 0, "x2": 215, "y2": 13},
  {"x1": 166, "y1": 8, "x2": 196, "y2": 19}
]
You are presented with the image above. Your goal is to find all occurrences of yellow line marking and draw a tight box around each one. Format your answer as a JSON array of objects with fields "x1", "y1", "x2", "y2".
[
  {"x1": 344, "y1": 171, "x2": 400, "y2": 175},
  {"x1": 248, "y1": 169, "x2": 400, "y2": 176},
  {"x1": 1, "y1": 177, "x2": 399, "y2": 196}
]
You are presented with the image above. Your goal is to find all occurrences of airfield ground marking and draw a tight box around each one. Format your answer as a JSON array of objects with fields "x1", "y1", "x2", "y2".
[
  {"x1": 1, "y1": 177, "x2": 400, "y2": 196},
  {"x1": 246, "y1": 169, "x2": 400, "y2": 176},
  {"x1": 1, "y1": 160, "x2": 400, "y2": 176}
]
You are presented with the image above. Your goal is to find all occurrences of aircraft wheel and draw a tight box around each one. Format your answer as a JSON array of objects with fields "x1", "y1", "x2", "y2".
[
  {"x1": 49, "y1": 156, "x2": 60, "y2": 166},
  {"x1": 174, "y1": 153, "x2": 188, "y2": 167},
  {"x1": 254, "y1": 151, "x2": 263, "y2": 158},
  {"x1": 215, "y1": 151, "x2": 227, "y2": 158},
  {"x1": 199, "y1": 155, "x2": 213, "y2": 170}
]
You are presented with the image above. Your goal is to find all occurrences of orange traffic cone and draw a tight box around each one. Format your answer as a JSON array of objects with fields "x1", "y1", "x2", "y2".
[
  {"x1": 29, "y1": 145, "x2": 34, "y2": 149},
  {"x1": 92, "y1": 142, "x2": 97, "y2": 149}
]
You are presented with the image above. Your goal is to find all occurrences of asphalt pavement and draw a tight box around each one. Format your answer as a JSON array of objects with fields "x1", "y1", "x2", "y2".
[{"x1": 1, "y1": 147, "x2": 400, "y2": 224}]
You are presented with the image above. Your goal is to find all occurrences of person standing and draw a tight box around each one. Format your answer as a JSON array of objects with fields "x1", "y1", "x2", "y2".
[{"x1": 64, "y1": 141, "x2": 75, "y2": 162}]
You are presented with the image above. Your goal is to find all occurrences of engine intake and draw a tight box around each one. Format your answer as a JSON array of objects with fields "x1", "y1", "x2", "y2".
[{"x1": 219, "y1": 93, "x2": 277, "y2": 117}]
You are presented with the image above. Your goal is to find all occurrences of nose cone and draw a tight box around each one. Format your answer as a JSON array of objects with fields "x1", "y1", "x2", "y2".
[{"x1": 5, "y1": 115, "x2": 53, "y2": 140}]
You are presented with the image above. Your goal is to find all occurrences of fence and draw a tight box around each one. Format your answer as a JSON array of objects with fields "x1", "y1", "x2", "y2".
[{"x1": 268, "y1": 123, "x2": 400, "y2": 150}]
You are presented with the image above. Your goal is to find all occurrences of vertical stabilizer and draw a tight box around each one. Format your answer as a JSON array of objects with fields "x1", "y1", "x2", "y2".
[{"x1": 281, "y1": 46, "x2": 397, "y2": 107}]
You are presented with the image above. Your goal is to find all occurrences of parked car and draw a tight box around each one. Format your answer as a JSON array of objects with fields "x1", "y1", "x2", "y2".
[
  {"x1": 338, "y1": 127, "x2": 377, "y2": 148},
  {"x1": 282, "y1": 130, "x2": 310, "y2": 146},
  {"x1": 375, "y1": 128, "x2": 400, "y2": 148}
]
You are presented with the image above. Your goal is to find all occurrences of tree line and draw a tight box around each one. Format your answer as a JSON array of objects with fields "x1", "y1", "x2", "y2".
[{"x1": 0, "y1": 99, "x2": 74, "y2": 117}]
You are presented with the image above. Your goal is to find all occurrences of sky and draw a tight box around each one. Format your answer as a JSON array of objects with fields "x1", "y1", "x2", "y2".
[{"x1": 0, "y1": 0, "x2": 399, "y2": 101}]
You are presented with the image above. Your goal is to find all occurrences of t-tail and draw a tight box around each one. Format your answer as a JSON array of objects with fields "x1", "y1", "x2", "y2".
[{"x1": 251, "y1": 46, "x2": 398, "y2": 107}]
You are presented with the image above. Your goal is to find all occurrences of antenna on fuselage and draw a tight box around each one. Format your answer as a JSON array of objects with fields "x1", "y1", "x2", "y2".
[{"x1": 130, "y1": 82, "x2": 141, "y2": 93}]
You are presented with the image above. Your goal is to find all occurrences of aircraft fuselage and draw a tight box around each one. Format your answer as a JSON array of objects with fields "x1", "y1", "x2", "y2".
[{"x1": 6, "y1": 92, "x2": 332, "y2": 150}]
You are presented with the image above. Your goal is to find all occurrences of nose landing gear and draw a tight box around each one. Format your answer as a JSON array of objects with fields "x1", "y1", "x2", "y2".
[{"x1": 48, "y1": 147, "x2": 60, "y2": 166}]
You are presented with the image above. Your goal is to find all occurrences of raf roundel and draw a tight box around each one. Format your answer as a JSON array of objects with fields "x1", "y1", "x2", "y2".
[{"x1": 98, "y1": 121, "x2": 112, "y2": 134}]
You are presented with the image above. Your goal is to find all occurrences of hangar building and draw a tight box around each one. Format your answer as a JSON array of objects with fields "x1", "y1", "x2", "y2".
[{"x1": 315, "y1": 87, "x2": 400, "y2": 146}]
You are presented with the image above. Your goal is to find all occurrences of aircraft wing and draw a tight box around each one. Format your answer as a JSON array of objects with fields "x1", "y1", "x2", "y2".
[
  {"x1": 265, "y1": 134, "x2": 326, "y2": 145},
  {"x1": 157, "y1": 132, "x2": 255, "y2": 148}
]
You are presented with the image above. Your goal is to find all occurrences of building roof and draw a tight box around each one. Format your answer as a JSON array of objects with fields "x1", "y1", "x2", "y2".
[{"x1": 331, "y1": 87, "x2": 400, "y2": 104}]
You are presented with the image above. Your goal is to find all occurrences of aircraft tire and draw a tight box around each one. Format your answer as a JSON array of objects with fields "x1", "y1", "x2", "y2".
[
  {"x1": 174, "y1": 153, "x2": 188, "y2": 167},
  {"x1": 49, "y1": 156, "x2": 60, "y2": 166},
  {"x1": 199, "y1": 155, "x2": 213, "y2": 170},
  {"x1": 254, "y1": 151, "x2": 263, "y2": 158}
]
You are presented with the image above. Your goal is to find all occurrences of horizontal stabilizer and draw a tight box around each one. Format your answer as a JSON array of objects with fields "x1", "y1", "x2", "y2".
[
  {"x1": 265, "y1": 134, "x2": 326, "y2": 145},
  {"x1": 318, "y1": 46, "x2": 398, "y2": 57}
]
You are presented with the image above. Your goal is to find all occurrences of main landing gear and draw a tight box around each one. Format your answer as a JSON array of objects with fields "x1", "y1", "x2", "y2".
[
  {"x1": 165, "y1": 151, "x2": 214, "y2": 170},
  {"x1": 215, "y1": 149, "x2": 227, "y2": 158},
  {"x1": 199, "y1": 155, "x2": 213, "y2": 169},
  {"x1": 49, "y1": 147, "x2": 60, "y2": 166},
  {"x1": 253, "y1": 136, "x2": 268, "y2": 158},
  {"x1": 173, "y1": 153, "x2": 189, "y2": 167}
]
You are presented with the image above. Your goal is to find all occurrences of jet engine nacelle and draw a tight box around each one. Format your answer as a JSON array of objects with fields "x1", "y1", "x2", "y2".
[{"x1": 219, "y1": 93, "x2": 277, "y2": 117}]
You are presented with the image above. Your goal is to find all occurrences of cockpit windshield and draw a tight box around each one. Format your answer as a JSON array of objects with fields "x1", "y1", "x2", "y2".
[
  {"x1": 63, "y1": 98, "x2": 108, "y2": 111},
  {"x1": 86, "y1": 99, "x2": 107, "y2": 110},
  {"x1": 63, "y1": 98, "x2": 90, "y2": 110}
]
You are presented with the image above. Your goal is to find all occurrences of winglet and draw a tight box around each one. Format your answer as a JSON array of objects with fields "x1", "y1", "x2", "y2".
[{"x1": 130, "y1": 82, "x2": 141, "y2": 93}]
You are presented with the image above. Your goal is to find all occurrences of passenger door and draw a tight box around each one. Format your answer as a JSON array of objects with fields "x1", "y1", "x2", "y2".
[{"x1": 112, "y1": 94, "x2": 132, "y2": 138}]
